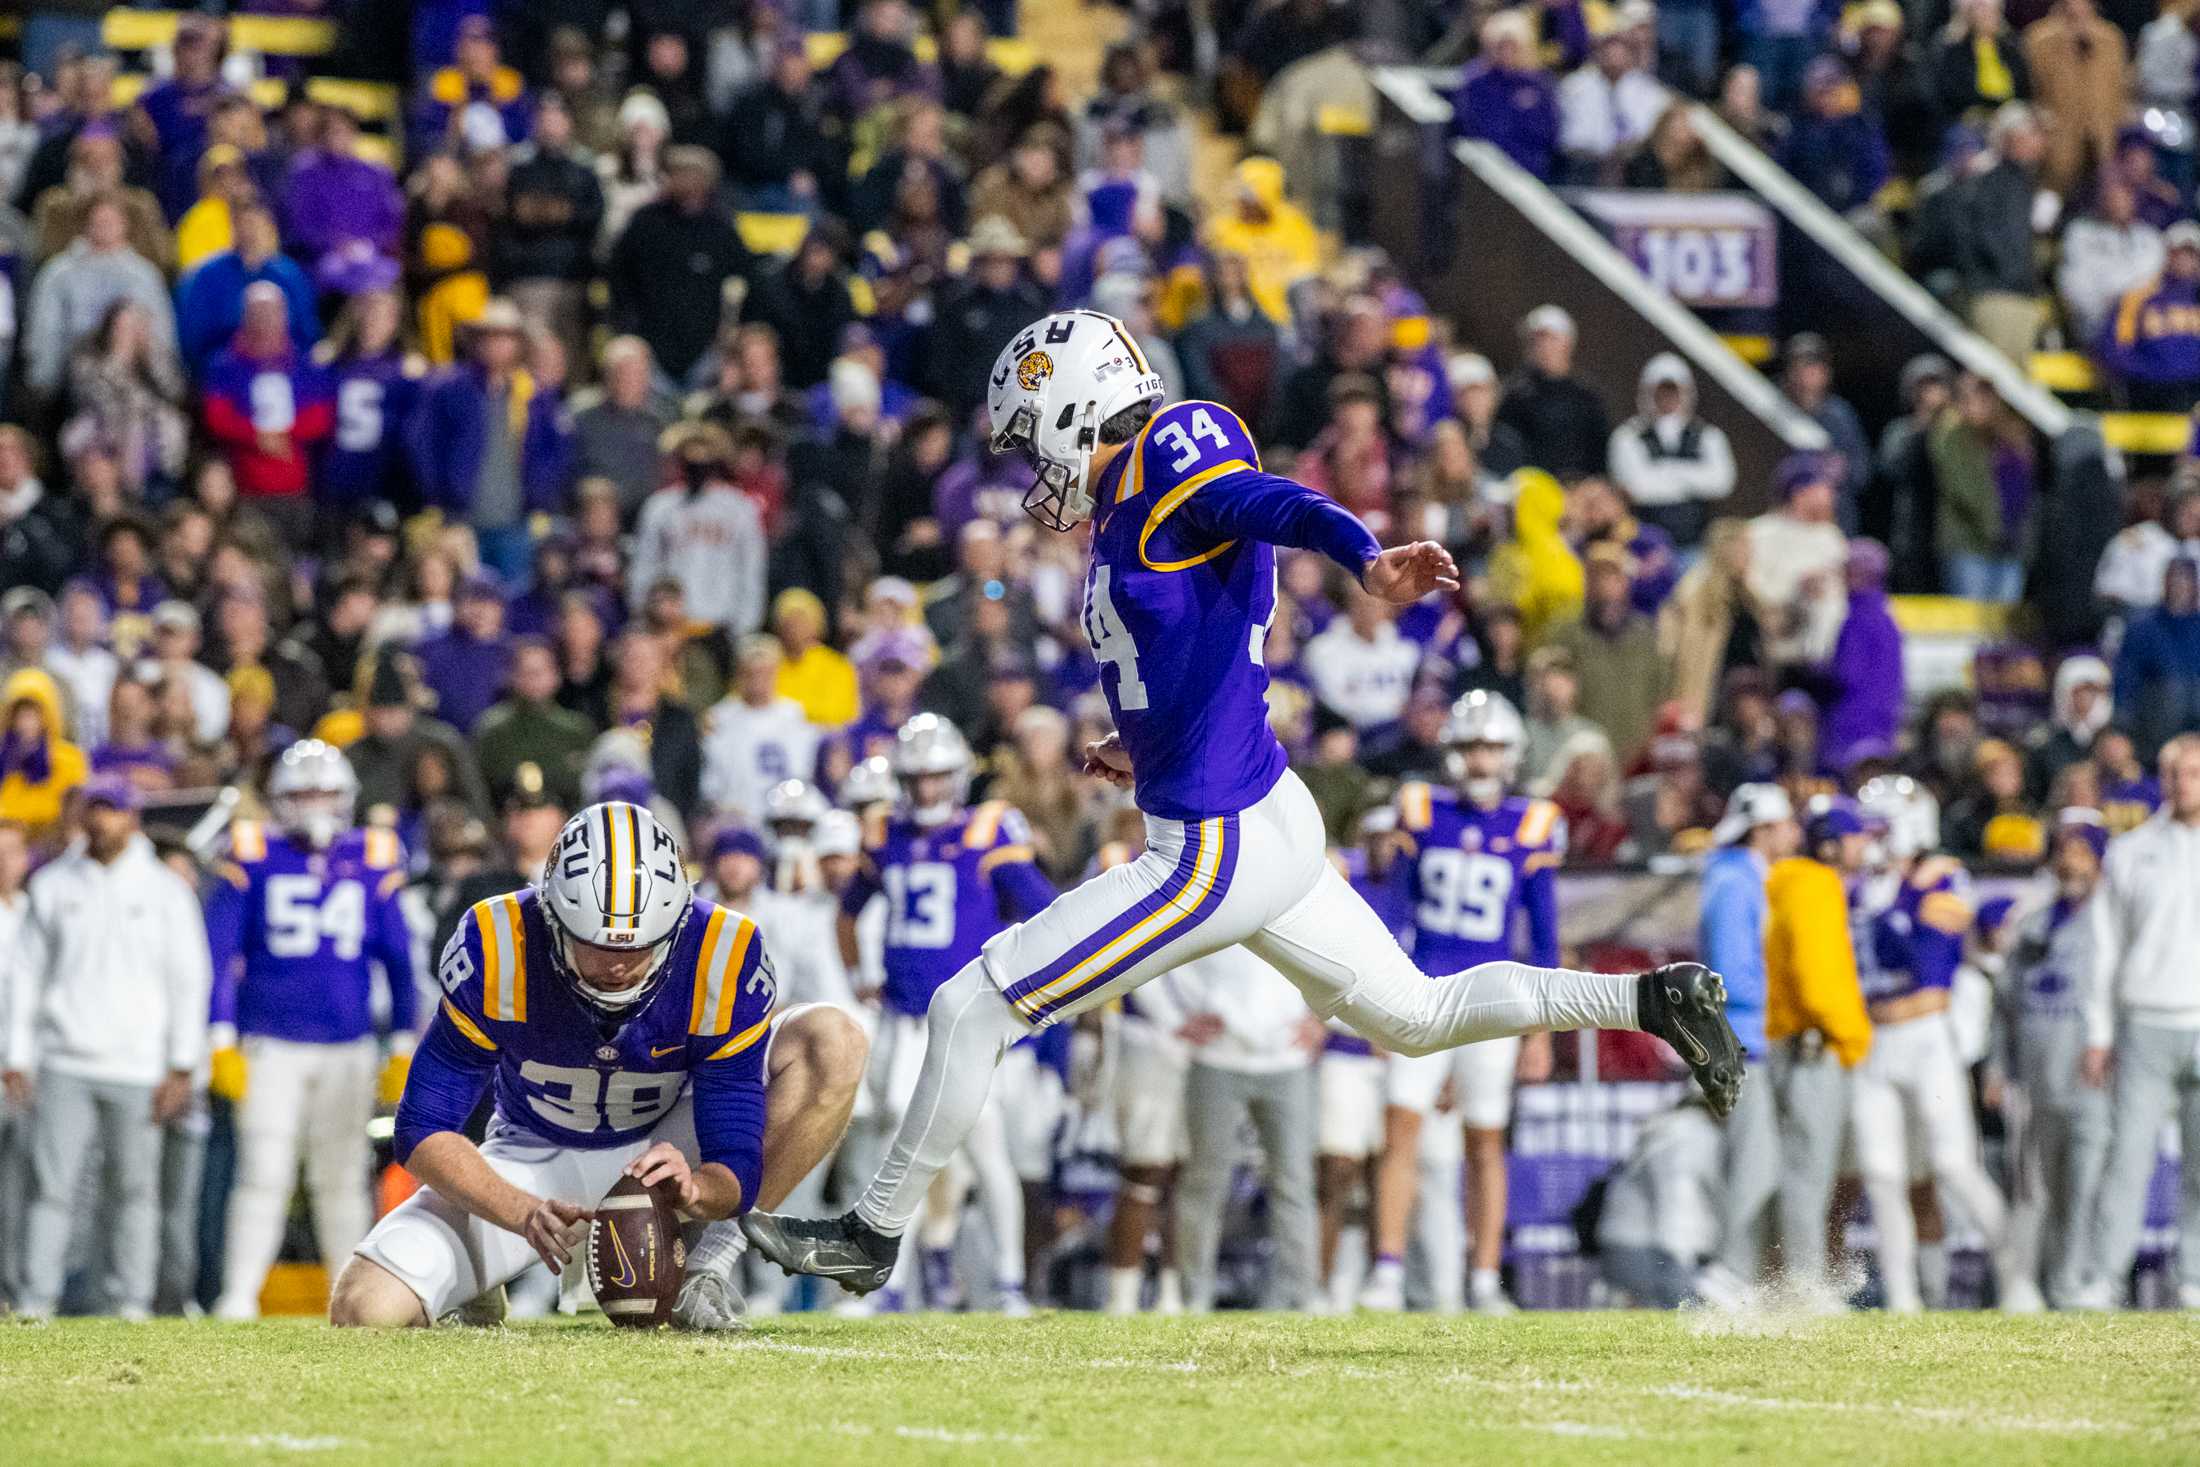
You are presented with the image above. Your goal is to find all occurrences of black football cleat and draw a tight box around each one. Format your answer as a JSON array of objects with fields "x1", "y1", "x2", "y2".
[
  {"x1": 739, "y1": 1209, "x2": 900, "y2": 1294},
  {"x1": 1637, "y1": 962, "x2": 1745, "y2": 1118}
]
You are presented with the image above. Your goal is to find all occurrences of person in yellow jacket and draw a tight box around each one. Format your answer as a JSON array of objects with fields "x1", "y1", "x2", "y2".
[
  {"x1": 0, "y1": 668, "x2": 89, "y2": 848},
  {"x1": 1203, "y1": 156, "x2": 1320, "y2": 326},
  {"x1": 1487, "y1": 468, "x2": 1585, "y2": 645},
  {"x1": 1763, "y1": 794, "x2": 1874, "y2": 1303},
  {"x1": 771, "y1": 588, "x2": 859, "y2": 730}
]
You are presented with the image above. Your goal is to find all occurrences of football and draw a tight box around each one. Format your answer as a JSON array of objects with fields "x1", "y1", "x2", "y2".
[{"x1": 585, "y1": 1174, "x2": 686, "y2": 1328}]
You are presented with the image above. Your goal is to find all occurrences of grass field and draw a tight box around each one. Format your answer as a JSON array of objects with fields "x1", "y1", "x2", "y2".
[{"x1": 3, "y1": 1311, "x2": 2196, "y2": 1465}]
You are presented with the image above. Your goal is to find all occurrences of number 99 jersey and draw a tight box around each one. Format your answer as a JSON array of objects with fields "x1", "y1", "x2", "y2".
[{"x1": 1389, "y1": 783, "x2": 1565, "y2": 974}]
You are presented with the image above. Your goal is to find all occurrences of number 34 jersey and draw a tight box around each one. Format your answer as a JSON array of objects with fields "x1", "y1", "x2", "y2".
[
  {"x1": 204, "y1": 822, "x2": 418, "y2": 1046},
  {"x1": 842, "y1": 801, "x2": 1058, "y2": 1019},
  {"x1": 1389, "y1": 784, "x2": 1565, "y2": 974},
  {"x1": 395, "y1": 889, "x2": 777, "y2": 1183},
  {"x1": 1082, "y1": 399, "x2": 1379, "y2": 823}
]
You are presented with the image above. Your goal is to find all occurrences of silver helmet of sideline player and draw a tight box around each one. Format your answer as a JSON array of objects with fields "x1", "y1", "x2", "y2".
[
  {"x1": 839, "y1": 754, "x2": 899, "y2": 812},
  {"x1": 1441, "y1": 690, "x2": 1525, "y2": 810},
  {"x1": 987, "y1": 309, "x2": 1166, "y2": 531},
  {"x1": 539, "y1": 800, "x2": 694, "y2": 1016},
  {"x1": 268, "y1": 739, "x2": 360, "y2": 849},
  {"x1": 892, "y1": 713, "x2": 972, "y2": 827},
  {"x1": 763, "y1": 778, "x2": 830, "y2": 850},
  {"x1": 1856, "y1": 774, "x2": 1940, "y2": 864}
]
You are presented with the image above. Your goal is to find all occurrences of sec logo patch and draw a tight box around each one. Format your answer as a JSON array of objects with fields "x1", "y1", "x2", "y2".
[{"x1": 1016, "y1": 350, "x2": 1054, "y2": 391}]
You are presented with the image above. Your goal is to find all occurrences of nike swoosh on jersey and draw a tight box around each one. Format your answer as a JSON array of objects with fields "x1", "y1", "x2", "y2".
[{"x1": 650, "y1": 1044, "x2": 682, "y2": 1058}]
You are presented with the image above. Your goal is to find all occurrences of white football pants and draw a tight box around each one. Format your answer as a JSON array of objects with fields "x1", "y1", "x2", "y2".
[
  {"x1": 872, "y1": 1010, "x2": 1025, "y2": 1291},
  {"x1": 216, "y1": 1036, "x2": 377, "y2": 1319},
  {"x1": 856, "y1": 769, "x2": 1636, "y2": 1235}
]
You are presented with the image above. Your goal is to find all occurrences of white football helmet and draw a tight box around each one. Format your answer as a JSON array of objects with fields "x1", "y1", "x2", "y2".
[
  {"x1": 839, "y1": 754, "x2": 899, "y2": 811},
  {"x1": 1856, "y1": 775, "x2": 1940, "y2": 862},
  {"x1": 538, "y1": 801, "x2": 694, "y2": 1015},
  {"x1": 763, "y1": 778, "x2": 830, "y2": 837},
  {"x1": 268, "y1": 739, "x2": 359, "y2": 850},
  {"x1": 814, "y1": 808, "x2": 863, "y2": 859},
  {"x1": 1441, "y1": 690, "x2": 1525, "y2": 808},
  {"x1": 987, "y1": 309, "x2": 1166, "y2": 530},
  {"x1": 893, "y1": 713, "x2": 973, "y2": 826}
]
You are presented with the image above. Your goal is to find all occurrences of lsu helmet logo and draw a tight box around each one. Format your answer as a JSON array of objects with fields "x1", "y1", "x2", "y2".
[{"x1": 1015, "y1": 350, "x2": 1054, "y2": 391}]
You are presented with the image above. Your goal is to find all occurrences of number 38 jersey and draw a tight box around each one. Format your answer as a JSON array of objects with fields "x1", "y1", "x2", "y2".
[
  {"x1": 395, "y1": 890, "x2": 777, "y2": 1189},
  {"x1": 204, "y1": 821, "x2": 418, "y2": 1046},
  {"x1": 843, "y1": 801, "x2": 1058, "y2": 1018},
  {"x1": 1390, "y1": 784, "x2": 1565, "y2": 975},
  {"x1": 1083, "y1": 399, "x2": 1382, "y2": 823}
]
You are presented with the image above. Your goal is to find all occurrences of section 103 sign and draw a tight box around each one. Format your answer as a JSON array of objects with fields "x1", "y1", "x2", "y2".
[{"x1": 1571, "y1": 190, "x2": 1777, "y2": 309}]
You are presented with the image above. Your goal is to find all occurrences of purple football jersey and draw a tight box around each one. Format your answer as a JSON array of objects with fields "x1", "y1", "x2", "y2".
[{"x1": 1392, "y1": 784, "x2": 1564, "y2": 974}]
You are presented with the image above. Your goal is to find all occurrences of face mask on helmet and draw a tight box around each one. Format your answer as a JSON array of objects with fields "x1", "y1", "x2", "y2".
[
  {"x1": 995, "y1": 400, "x2": 1097, "y2": 532},
  {"x1": 1445, "y1": 742, "x2": 1517, "y2": 809},
  {"x1": 539, "y1": 803, "x2": 694, "y2": 1018},
  {"x1": 277, "y1": 790, "x2": 351, "y2": 849}
]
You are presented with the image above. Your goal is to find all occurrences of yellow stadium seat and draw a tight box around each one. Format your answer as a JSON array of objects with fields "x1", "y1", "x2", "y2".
[
  {"x1": 736, "y1": 212, "x2": 814, "y2": 256},
  {"x1": 2028, "y1": 352, "x2": 2098, "y2": 393},
  {"x1": 2100, "y1": 412, "x2": 2193, "y2": 456},
  {"x1": 1890, "y1": 595, "x2": 2013, "y2": 637},
  {"x1": 801, "y1": 31, "x2": 1032, "y2": 73},
  {"x1": 308, "y1": 77, "x2": 403, "y2": 124},
  {"x1": 102, "y1": 10, "x2": 180, "y2": 51},
  {"x1": 355, "y1": 135, "x2": 399, "y2": 170},
  {"x1": 102, "y1": 9, "x2": 334, "y2": 57},
  {"x1": 109, "y1": 75, "x2": 150, "y2": 107},
  {"x1": 1722, "y1": 334, "x2": 1774, "y2": 365}
]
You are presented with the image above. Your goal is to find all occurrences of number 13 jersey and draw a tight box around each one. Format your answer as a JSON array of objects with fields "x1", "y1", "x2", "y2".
[{"x1": 1082, "y1": 399, "x2": 1380, "y2": 823}]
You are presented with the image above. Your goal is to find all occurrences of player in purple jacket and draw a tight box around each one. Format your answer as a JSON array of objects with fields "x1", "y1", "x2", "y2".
[
  {"x1": 1362, "y1": 691, "x2": 1561, "y2": 1314},
  {"x1": 205, "y1": 741, "x2": 417, "y2": 1319},
  {"x1": 744, "y1": 309, "x2": 1742, "y2": 1293},
  {"x1": 328, "y1": 801, "x2": 869, "y2": 1330},
  {"x1": 836, "y1": 714, "x2": 1056, "y2": 1311}
]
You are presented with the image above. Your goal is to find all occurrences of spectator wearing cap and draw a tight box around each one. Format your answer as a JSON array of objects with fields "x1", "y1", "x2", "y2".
[
  {"x1": 1568, "y1": 475, "x2": 1679, "y2": 615},
  {"x1": 176, "y1": 199, "x2": 321, "y2": 373},
  {"x1": 340, "y1": 648, "x2": 490, "y2": 819},
  {"x1": 494, "y1": 95, "x2": 607, "y2": 371},
  {"x1": 412, "y1": 15, "x2": 533, "y2": 156},
  {"x1": 596, "y1": 90, "x2": 672, "y2": 252},
  {"x1": 474, "y1": 636, "x2": 597, "y2": 810},
  {"x1": 608, "y1": 145, "x2": 756, "y2": 388},
  {"x1": 199, "y1": 282, "x2": 335, "y2": 547},
  {"x1": 1945, "y1": 737, "x2": 2047, "y2": 861},
  {"x1": 24, "y1": 195, "x2": 174, "y2": 405},
  {"x1": 701, "y1": 634, "x2": 822, "y2": 825},
  {"x1": 1748, "y1": 453, "x2": 1849, "y2": 668},
  {"x1": 1780, "y1": 58, "x2": 1892, "y2": 222},
  {"x1": 771, "y1": 589, "x2": 858, "y2": 729},
  {"x1": 573, "y1": 336, "x2": 675, "y2": 516},
  {"x1": 2114, "y1": 556, "x2": 2200, "y2": 756},
  {"x1": 1819, "y1": 538, "x2": 1904, "y2": 770},
  {"x1": 2099, "y1": 220, "x2": 2200, "y2": 411},
  {"x1": 2027, "y1": 655, "x2": 2114, "y2": 800},
  {"x1": 0, "y1": 667, "x2": 87, "y2": 846},
  {"x1": 1699, "y1": 781, "x2": 1797, "y2": 1283},
  {"x1": 922, "y1": 216, "x2": 1047, "y2": 420},
  {"x1": 804, "y1": 325, "x2": 920, "y2": 434},
  {"x1": 1453, "y1": 12, "x2": 1562, "y2": 181},
  {"x1": 1874, "y1": 354, "x2": 1954, "y2": 589},
  {"x1": 2022, "y1": 0, "x2": 2129, "y2": 196},
  {"x1": 132, "y1": 14, "x2": 234, "y2": 222},
  {"x1": 1763, "y1": 796, "x2": 1874, "y2": 1300},
  {"x1": 1558, "y1": 24, "x2": 1669, "y2": 184},
  {"x1": 1931, "y1": 371, "x2": 2035, "y2": 603},
  {"x1": 2056, "y1": 175, "x2": 2164, "y2": 349},
  {"x1": 1607, "y1": 354, "x2": 1735, "y2": 557},
  {"x1": 173, "y1": 144, "x2": 259, "y2": 276},
  {"x1": 404, "y1": 298, "x2": 576, "y2": 582},
  {"x1": 1931, "y1": 0, "x2": 2030, "y2": 120},
  {"x1": 3, "y1": 773, "x2": 211, "y2": 1321},
  {"x1": 719, "y1": 40, "x2": 833, "y2": 214},
  {"x1": 1776, "y1": 333, "x2": 1868, "y2": 531},
  {"x1": 414, "y1": 575, "x2": 515, "y2": 735},
  {"x1": 1546, "y1": 541, "x2": 1671, "y2": 767},
  {"x1": 1498, "y1": 305, "x2": 1610, "y2": 480},
  {"x1": 1997, "y1": 813, "x2": 2111, "y2": 1306},
  {"x1": 0, "y1": 428, "x2": 81, "y2": 599},
  {"x1": 1178, "y1": 252, "x2": 1284, "y2": 429},
  {"x1": 629, "y1": 422, "x2": 768, "y2": 638},
  {"x1": 1445, "y1": 352, "x2": 1529, "y2": 481},
  {"x1": 2106, "y1": 126, "x2": 2186, "y2": 232},
  {"x1": 1948, "y1": 103, "x2": 2050, "y2": 367},
  {"x1": 1202, "y1": 157, "x2": 1319, "y2": 328}
]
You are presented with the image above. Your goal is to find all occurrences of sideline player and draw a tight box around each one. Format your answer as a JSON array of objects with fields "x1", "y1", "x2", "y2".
[
  {"x1": 1849, "y1": 776, "x2": 2024, "y2": 1312},
  {"x1": 743, "y1": 310, "x2": 1743, "y2": 1290},
  {"x1": 327, "y1": 801, "x2": 868, "y2": 1328},
  {"x1": 1359, "y1": 692, "x2": 1556, "y2": 1315},
  {"x1": 836, "y1": 714, "x2": 1058, "y2": 1312},
  {"x1": 208, "y1": 741, "x2": 418, "y2": 1320}
]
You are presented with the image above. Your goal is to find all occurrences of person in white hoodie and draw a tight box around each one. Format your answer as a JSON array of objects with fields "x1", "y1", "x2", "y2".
[
  {"x1": 626, "y1": 420, "x2": 768, "y2": 637},
  {"x1": 2, "y1": 776, "x2": 211, "y2": 1320},
  {"x1": 2077, "y1": 733, "x2": 2200, "y2": 1309},
  {"x1": 1170, "y1": 944, "x2": 1325, "y2": 1312},
  {"x1": 1607, "y1": 353, "x2": 1735, "y2": 557}
]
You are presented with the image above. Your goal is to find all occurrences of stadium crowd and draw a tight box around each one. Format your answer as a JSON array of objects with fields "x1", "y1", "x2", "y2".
[{"x1": 0, "y1": 0, "x2": 2195, "y2": 1321}]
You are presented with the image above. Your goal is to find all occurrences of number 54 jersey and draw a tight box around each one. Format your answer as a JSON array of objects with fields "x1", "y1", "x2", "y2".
[
  {"x1": 1390, "y1": 784, "x2": 1565, "y2": 973},
  {"x1": 1082, "y1": 399, "x2": 1379, "y2": 824}
]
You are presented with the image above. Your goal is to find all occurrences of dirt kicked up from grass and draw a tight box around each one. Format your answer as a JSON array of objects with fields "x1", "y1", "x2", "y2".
[{"x1": 2, "y1": 1310, "x2": 2196, "y2": 1466}]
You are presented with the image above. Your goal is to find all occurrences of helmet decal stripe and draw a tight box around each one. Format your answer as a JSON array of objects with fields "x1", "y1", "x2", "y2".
[
  {"x1": 625, "y1": 804, "x2": 643, "y2": 926},
  {"x1": 688, "y1": 907, "x2": 731, "y2": 1035},
  {"x1": 600, "y1": 803, "x2": 619, "y2": 923}
]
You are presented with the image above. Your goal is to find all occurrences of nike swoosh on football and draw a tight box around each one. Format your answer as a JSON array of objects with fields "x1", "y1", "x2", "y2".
[{"x1": 651, "y1": 1044, "x2": 682, "y2": 1058}]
